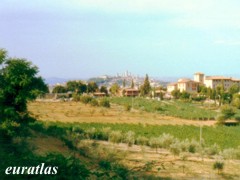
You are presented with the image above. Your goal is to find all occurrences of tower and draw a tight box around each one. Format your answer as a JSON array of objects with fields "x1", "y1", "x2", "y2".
[{"x1": 194, "y1": 72, "x2": 204, "y2": 84}]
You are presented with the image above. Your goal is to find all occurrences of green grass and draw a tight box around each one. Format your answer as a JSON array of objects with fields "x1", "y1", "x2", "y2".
[
  {"x1": 110, "y1": 97, "x2": 218, "y2": 120},
  {"x1": 37, "y1": 121, "x2": 240, "y2": 150}
]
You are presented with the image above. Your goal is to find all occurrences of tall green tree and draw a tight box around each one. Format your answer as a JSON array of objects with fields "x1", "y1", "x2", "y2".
[
  {"x1": 110, "y1": 83, "x2": 120, "y2": 96},
  {"x1": 122, "y1": 79, "x2": 126, "y2": 88},
  {"x1": 140, "y1": 74, "x2": 151, "y2": 96},
  {"x1": 100, "y1": 86, "x2": 108, "y2": 95},
  {"x1": 0, "y1": 49, "x2": 48, "y2": 122},
  {"x1": 87, "y1": 81, "x2": 98, "y2": 93},
  {"x1": 131, "y1": 79, "x2": 134, "y2": 88},
  {"x1": 66, "y1": 80, "x2": 87, "y2": 94},
  {"x1": 52, "y1": 85, "x2": 67, "y2": 93}
]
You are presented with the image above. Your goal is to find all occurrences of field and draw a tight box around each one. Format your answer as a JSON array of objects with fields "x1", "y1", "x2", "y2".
[{"x1": 26, "y1": 99, "x2": 240, "y2": 179}]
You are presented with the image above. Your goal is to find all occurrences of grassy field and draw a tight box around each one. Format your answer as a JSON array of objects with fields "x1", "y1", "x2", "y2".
[
  {"x1": 25, "y1": 100, "x2": 240, "y2": 179},
  {"x1": 28, "y1": 101, "x2": 240, "y2": 149},
  {"x1": 110, "y1": 97, "x2": 218, "y2": 120},
  {"x1": 28, "y1": 101, "x2": 216, "y2": 126}
]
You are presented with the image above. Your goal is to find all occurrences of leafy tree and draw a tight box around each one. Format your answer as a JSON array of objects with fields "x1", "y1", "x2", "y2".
[
  {"x1": 100, "y1": 86, "x2": 108, "y2": 95},
  {"x1": 52, "y1": 85, "x2": 67, "y2": 93},
  {"x1": 66, "y1": 80, "x2": 87, "y2": 94},
  {"x1": 140, "y1": 74, "x2": 151, "y2": 96},
  {"x1": 232, "y1": 94, "x2": 240, "y2": 109},
  {"x1": 0, "y1": 49, "x2": 48, "y2": 122},
  {"x1": 87, "y1": 81, "x2": 98, "y2": 93},
  {"x1": 171, "y1": 90, "x2": 181, "y2": 99},
  {"x1": 110, "y1": 83, "x2": 120, "y2": 96},
  {"x1": 229, "y1": 84, "x2": 239, "y2": 95},
  {"x1": 180, "y1": 91, "x2": 190, "y2": 100}
]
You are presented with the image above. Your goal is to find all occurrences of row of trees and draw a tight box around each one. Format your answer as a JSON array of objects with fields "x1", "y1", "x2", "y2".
[
  {"x1": 52, "y1": 81, "x2": 108, "y2": 95},
  {"x1": 52, "y1": 74, "x2": 152, "y2": 97}
]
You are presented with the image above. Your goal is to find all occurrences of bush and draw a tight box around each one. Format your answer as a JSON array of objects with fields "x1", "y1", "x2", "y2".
[
  {"x1": 90, "y1": 98, "x2": 99, "y2": 107},
  {"x1": 159, "y1": 133, "x2": 175, "y2": 148},
  {"x1": 123, "y1": 131, "x2": 135, "y2": 147},
  {"x1": 213, "y1": 161, "x2": 224, "y2": 174},
  {"x1": 136, "y1": 136, "x2": 149, "y2": 146},
  {"x1": 124, "y1": 104, "x2": 131, "y2": 111},
  {"x1": 99, "y1": 98, "x2": 110, "y2": 108},
  {"x1": 205, "y1": 143, "x2": 220, "y2": 156},
  {"x1": 109, "y1": 130, "x2": 122, "y2": 143},
  {"x1": 170, "y1": 141, "x2": 181, "y2": 156},
  {"x1": 221, "y1": 105, "x2": 236, "y2": 119},
  {"x1": 80, "y1": 95, "x2": 93, "y2": 104}
]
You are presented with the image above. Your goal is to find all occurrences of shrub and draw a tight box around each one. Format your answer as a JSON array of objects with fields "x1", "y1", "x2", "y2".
[
  {"x1": 170, "y1": 141, "x2": 181, "y2": 156},
  {"x1": 80, "y1": 95, "x2": 93, "y2": 104},
  {"x1": 85, "y1": 128, "x2": 96, "y2": 139},
  {"x1": 221, "y1": 105, "x2": 236, "y2": 119},
  {"x1": 100, "y1": 127, "x2": 112, "y2": 141},
  {"x1": 213, "y1": 161, "x2": 224, "y2": 174},
  {"x1": 205, "y1": 143, "x2": 220, "y2": 156},
  {"x1": 149, "y1": 137, "x2": 161, "y2": 152},
  {"x1": 159, "y1": 133, "x2": 175, "y2": 148},
  {"x1": 109, "y1": 130, "x2": 122, "y2": 143},
  {"x1": 90, "y1": 98, "x2": 99, "y2": 107},
  {"x1": 123, "y1": 131, "x2": 135, "y2": 147},
  {"x1": 99, "y1": 98, "x2": 110, "y2": 108},
  {"x1": 136, "y1": 136, "x2": 149, "y2": 146},
  {"x1": 124, "y1": 104, "x2": 131, "y2": 111}
]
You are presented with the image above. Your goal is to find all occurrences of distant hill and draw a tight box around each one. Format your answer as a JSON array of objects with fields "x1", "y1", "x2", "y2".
[{"x1": 44, "y1": 77, "x2": 69, "y2": 85}]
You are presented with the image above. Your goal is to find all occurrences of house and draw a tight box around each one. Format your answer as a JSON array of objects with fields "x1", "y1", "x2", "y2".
[
  {"x1": 177, "y1": 79, "x2": 199, "y2": 93},
  {"x1": 167, "y1": 79, "x2": 199, "y2": 93},
  {"x1": 204, "y1": 76, "x2": 240, "y2": 90},
  {"x1": 124, "y1": 88, "x2": 139, "y2": 97},
  {"x1": 167, "y1": 83, "x2": 178, "y2": 93}
]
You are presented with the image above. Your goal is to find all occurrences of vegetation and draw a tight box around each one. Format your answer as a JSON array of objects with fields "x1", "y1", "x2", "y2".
[
  {"x1": 110, "y1": 97, "x2": 217, "y2": 120},
  {"x1": 140, "y1": 74, "x2": 151, "y2": 96},
  {"x1": 0, "y1": 49, "x2": 48, "y2": 123}
]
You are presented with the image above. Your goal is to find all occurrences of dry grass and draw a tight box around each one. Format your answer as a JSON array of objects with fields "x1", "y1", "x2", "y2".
[{"x1": 28, "y1": 101, "x2": 216, "y2": 126}]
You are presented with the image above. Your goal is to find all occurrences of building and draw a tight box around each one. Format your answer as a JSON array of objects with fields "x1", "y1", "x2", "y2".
[
  {"x1": 204, "y1": 76, "x2": 240, "y2": 90},
  {"x1": 124, "y1": 88, "x2": 139, "y2": 97},
  {"x1": 167, "y1": 83, "x2": 178, "y2": 93},
  {"x1": 177, "y1": 79, "x2": 199, "y2": 93},
  {"x1": 167, "y1": 72, "x2": 240, "y2": 93}
]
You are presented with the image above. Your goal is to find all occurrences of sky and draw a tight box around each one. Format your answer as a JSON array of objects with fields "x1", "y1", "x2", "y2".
[{"x1": 1, "y1": 0, "x2": 240, "y2": 80}]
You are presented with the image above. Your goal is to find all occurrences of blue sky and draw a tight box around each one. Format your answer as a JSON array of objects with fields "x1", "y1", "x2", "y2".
[{"x1": 1, "y1": 0, "x2": 240, "y2": 79}]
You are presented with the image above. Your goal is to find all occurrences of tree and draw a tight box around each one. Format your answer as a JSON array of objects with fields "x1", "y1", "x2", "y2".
[
  {"x1": 100, "y1": 86, "x2": 108, "y2": 95},
  {"x1": 131, "y1": 79, "x2": 134, "y2": 88},
  {"x1": 66, "y1": 80, "x2": 87, "y2": 94},
  {"x1": 229, "y1": 84, "x2": 239, "y2": 95},
  {"x1": 87, "y1": 81, "x2": 98, "y2": 93},
  {"x1": 0, "y1": 49, "x2": 48, "y2": 122},
  {"x1": 52, "y1": 85, "x2": 67, "y2": 93},
  {"x1": 122, "y1": 79, "x2": 126, "y2": 88},
  {"x1": 171, "y1": 90, "x2": 181, "y2": 99},
  {"x1": 110, "y1": 83, "x2": 120, "y2": 96},
  {"x1": 140, "y1": 74, "x2": 151, "y2": 96}
]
